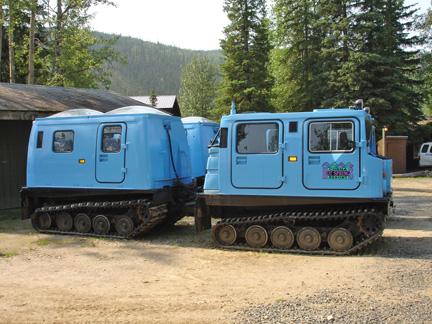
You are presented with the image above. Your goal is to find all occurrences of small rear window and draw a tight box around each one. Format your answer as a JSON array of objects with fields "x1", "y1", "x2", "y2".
[
  {"x1": 37, "y1": 131, "x2": 43, "y2": 149},
  {"x1": 421, "y1": 144, "x2": 430, "y2": 153},
  {"x1": 53, "y1": 131, "x2": 74, "y2": 153}
]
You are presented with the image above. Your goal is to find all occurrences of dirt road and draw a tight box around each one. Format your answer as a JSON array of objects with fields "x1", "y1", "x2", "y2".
[{"x1": 1, "y1": 178, "x2": 431, "y2": 323}]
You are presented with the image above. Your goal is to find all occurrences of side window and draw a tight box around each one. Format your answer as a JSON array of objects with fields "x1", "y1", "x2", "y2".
[
  {"x1": 37, "y1": 131, "x2": 43, "y2": 149},
  {"x1": 421, "y1": 144, "x2": 430, "y2": 153},
  {"x1": 236, "y1": 123, "x2": 279, "y2": 154},
  {"x1": 309, "y1": 121, "x2": 354, "y2": 153},
  {"x1": 102, "y1": 125, "x2": 122, "y2": 153},
  {"x1": 53, "y1": 131, "x2": 74, "y2": 153}
]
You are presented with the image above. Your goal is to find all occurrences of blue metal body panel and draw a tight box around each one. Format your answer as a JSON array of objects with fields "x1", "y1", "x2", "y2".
[
  {"x1": 182, "y1": 117, "x2": 219, "y2": 179},
  {"x1": 204, "y1": 108, "x2": 392, "y2": 199},
  {"x1": 27, "y1": 107, "x2": 194, "y2": 191}
]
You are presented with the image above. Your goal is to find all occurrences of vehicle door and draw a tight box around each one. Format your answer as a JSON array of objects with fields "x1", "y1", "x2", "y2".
[
  {"x1": 303, "y1": 118, "x2": 360, "y2": 190},
  {"x1": 231, "y1": 120, "x2": 284, "y2": 189},
  {"x1": 96, "y1": 123, "x2": 127, "y2": 183}
]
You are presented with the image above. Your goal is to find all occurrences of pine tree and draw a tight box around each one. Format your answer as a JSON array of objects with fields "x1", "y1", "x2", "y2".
[
  {"x1": 40, "y1": 0, "x2": 125, "y2": 88},
  {"x1": 27, "y1": 0, "x2": 37, "y2": 84},
  {"x1": 150, "y1": 89, "x2": 158, "y2": 107},
  {"x1": 0, "y1": 4, "x2": 4, "y2": 82},
  {"x1": 178, "y1": 55, "x2": 218, "y2": 118},
  {"x1": 272, "y1": 0, "x2": 322, "y2": 112},
  {"x1": 323, "y1": 0, "x2": 424, "y2": 135},
  {"x1": 217, "y1": 0, "x2": 273, "y2": 116},
  {"x1": 315, "y1": 0, "x2": 353, "y2": 109},
  {"x1": 419, "y1": 4, "x2": 432, "y2": 115}
]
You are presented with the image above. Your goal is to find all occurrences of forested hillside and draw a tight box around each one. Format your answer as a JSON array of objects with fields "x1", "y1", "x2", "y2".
[{"x1": 99, "y1": 33, "x2": 223, "y2": 96}]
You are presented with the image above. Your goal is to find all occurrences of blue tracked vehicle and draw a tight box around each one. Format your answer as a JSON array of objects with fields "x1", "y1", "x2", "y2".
[
  {"x1": 21, "y1": 100, "x2": 392, "y2": 254},
  {"x1": 195, "y1": 101, "x2": 393, "y2": 255},
  {"x1": 182, "y1": 117, "x2": 219, "y2": 185},
  {"x1": 21, "y1": 106, "x2": 199, "y2": 238}
]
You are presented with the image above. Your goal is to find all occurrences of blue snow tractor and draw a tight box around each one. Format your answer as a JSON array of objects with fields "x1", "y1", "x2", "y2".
[
  {"x1": 182, "y1": 117, "x2": 219, "y2": 185},
  {"x1": 195, "y1": 101, "x2": 393, "y2": 255},
  {"x1": 21, "y1": 106, "x2": 199, "y2": 238}
]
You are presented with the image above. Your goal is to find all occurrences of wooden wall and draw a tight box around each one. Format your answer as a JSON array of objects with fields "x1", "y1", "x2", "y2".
[{"x1": 0, "y1": 120, "x2": 32, "y2": 209}]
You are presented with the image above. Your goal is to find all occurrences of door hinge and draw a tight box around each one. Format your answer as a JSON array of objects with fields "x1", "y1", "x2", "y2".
[
  {"x1": 356, "y1": 140, "x2": 366, "y2": 149},
  {"x1": 280, "y1": 176, "x2": 287, "y2": 183},
  {"x1": 121, "y1": 167, "x2": 127, "y2": 174}
]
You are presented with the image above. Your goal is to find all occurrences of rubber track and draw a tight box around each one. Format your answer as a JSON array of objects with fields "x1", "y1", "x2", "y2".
[
  {"x1": 212, "y1": 205, "x2": 385, "y2": 255},
  {"x1": 31, "y1": 199, "x2": 168, "y2": 239}
]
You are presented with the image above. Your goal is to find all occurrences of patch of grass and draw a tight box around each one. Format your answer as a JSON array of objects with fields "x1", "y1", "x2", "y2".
[
  {"x1": 276, "y1": 298, "x2": 285, "y2": 303},
  {"x1": 80, "y1": 238, "x2": 98, "y2": 247},
  {"x1": 98, "y1": 254, "x2": 113, "y2": 260},
  {"x1": 0, "y1": 209, "x2": 32, "y2": 232},
  {"x1": 33, "y1": 237, "x2": 69, "y2": 246},
  {"x1": 0, "y1": 209, "x2": 20, "y2": 222},
  {"x1": 35, "y1": 239, "x2": 50, "y2": 246},
  {"x1": 0, "y1": 250, "x2": 17, "y2": 258}
]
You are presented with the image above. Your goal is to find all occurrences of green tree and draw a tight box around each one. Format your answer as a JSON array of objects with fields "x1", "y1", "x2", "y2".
[
  {"x1": 314, "y1": 0, "x2": 353, "y2": 109},
  {"x1": 272, "y1": 0, "x2": 322, "y2": 112},
  {"x1": 39, "y1": 0, "x2": 124, "y2": 88},
  {"x1": 419, "y1": 4, "x2": 432, "y2": 115},
  {"x1": 27, "y1": 0, "x2": 36, "y2": 84},
  {"x1": 0, "y1": 0, "x2": 124, "y2": 88},
  {"x1": 7, "y1": 0, "x2": 16, "y2": 83},
  {"x1": 217, "y1": 0, "x2": 273, "y2": 116},
  {"x1": 178, "y1": 55, "x2": 218, "y2": 118},
  {"x1": 0, "y1": 0, "x2": 43, "y2": 84},
  {"x1": 325, "y1": 0, "x2": 423, "y2": 135},
  {"x1": 0, "y1": 3, "x2": 5, "y2": 82},
  {"x1": 149, "y1": 89, "x2": 157, "y2": 107}
]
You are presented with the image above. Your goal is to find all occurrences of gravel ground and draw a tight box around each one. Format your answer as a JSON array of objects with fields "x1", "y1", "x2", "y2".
[
  {"x1": 232, "y1": 177, "x2": 432, "y2": 324},
  {"x1": 233, "y1": 289, "x2": 432, "y2": 323},
  {"x1": 1, "y1": 178, "x2": 431, "y2": 324}
]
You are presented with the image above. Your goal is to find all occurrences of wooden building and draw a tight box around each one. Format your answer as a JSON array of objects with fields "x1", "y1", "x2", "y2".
[{"x1": 0, "y1": 83, "x2": 149, "y2": 209}]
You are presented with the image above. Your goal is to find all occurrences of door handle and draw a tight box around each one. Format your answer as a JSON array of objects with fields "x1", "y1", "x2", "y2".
[
  {"x1": 308, "y1": 156, "x2": 320, "y2": 165},
  {"x1": 236, "y1": 156, "x2": 247, "y2": 165}
]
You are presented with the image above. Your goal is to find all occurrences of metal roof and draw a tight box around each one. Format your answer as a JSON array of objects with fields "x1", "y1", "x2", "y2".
[
  {"x1": 130, "y1": 95, "x2": 177, "y2": 109},
  {"x1": 0, "y1": 83, "x2": 150, "y2": 120}
]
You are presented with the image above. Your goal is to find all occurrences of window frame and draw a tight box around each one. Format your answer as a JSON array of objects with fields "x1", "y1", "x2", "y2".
[
  {"x1": 53, "y1": 130, "x2": 74, "y2": 153},
  {"x1": 36, "y1": 131, "x2": 43, "y2": 149},
  {"x1": 235, "y1": 122, "x2": 279, "y2": 155},
  {"x1": 101, "y1": 125, "x2": 122, "y2": 153},
  {"x1": 421, "y1": 144, "x2": 430, "y2": 154},
  {"x1": 308, "y1": 121, "x2": 355, "y2": 153}
]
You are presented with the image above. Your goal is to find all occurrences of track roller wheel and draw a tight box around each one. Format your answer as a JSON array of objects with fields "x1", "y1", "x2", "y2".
[
  {"x1": 56, "y1": 212, "x2": 73, "y2": 232},
  {"x1": 297, "y1": 227, "x2": 321, "y2": 250},
  {"x1": 115, "y1": 215, "x2": 134, "y2": 236},
  {"x1": 328, "y1": 228, "x2": 353, "y2": 251},
  {"x1": 271, "y1": 226, "x2": 294, "y2": 249},
  {"x1": 74, "y1": 213, "x2": 92, "y2": 233},
  {"x1": 213, "y1": 224, "x2": 237, "y2": 246},
  {"x1": 358, "y1": 215, "x2": 382, "y2": 236},
  {"x1": 93, "y1": 215, "x2": 110, "y2": 235},
  {"x1": 36, "y1": 212, "x2": 52, "y2": 230},
  {"x1": 245, "y1": 225, "x2": 268, "y2": 248}
]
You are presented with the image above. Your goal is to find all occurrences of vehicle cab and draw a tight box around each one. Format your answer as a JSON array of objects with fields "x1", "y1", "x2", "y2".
[{"x1": 419, "y1": 142, "x2": 432, "y2": 167}]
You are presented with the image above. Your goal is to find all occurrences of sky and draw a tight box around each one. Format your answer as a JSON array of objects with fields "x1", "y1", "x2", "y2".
[
  {"x1": 89, "y1": 0, "x2": 229, "y2": 51},
  {"x1": 90, "y1": 0, "x2": 431, "y2": 51}
]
